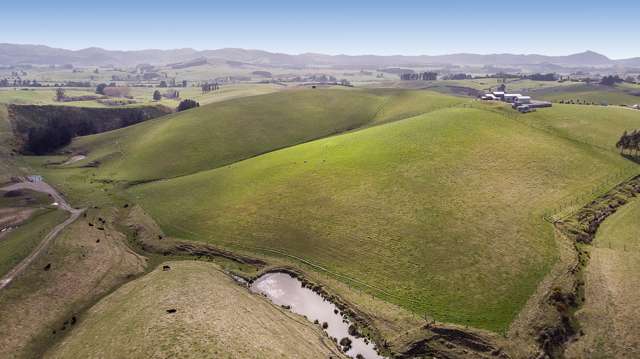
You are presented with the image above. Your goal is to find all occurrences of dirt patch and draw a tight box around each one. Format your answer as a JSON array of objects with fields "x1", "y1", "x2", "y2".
[
  {"x1": 0, "y1": 207, "x2": 36, "y2": 229},
  {"x1": 62, "y1": 155, "x2": 86, "y2": 165}
]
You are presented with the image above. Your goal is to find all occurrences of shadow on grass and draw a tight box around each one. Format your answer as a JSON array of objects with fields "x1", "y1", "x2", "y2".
[{"x1": 621, "y1": 154, "x2": 640, "y2": 164}]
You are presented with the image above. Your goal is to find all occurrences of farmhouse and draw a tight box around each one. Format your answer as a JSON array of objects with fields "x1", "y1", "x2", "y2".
[{"x1": 481, "y1": 89, "x2": 551, "y2": 112}]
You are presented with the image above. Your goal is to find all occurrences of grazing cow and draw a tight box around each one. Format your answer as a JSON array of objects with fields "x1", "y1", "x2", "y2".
[
  {"x1": 43, "y1": 263, "x2": 51, "y2": 271},
  {"x1": 162, "y1": 265, "x2": 171, "y2": 271},
  {"x1": 166, "y1": 309, "x2": 177, "y2": 314}
]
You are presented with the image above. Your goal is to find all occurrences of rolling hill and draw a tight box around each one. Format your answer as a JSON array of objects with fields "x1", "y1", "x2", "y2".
[
  {"x1": 66, "y1": 88, "x2": 465, "y2": 182},
  {"x1": 45, "y1": 261, "x2": 345, "y2": 359},
  {"x1": 123, "y1": 104, "x2": 639, "y2": 331},
  {"x1": 24, "y1": 88, "x2": 640, "y2": 340}
]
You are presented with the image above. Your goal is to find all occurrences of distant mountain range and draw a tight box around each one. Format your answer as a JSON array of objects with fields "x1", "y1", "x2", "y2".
[{"x1": 1, "y1": 43, "x2": 639, "y2": 69}]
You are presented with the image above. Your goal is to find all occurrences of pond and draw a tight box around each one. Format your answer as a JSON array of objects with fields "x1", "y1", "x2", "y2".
[{"x1": 250, "y1": 272, "x2": 385, "y2": 359}]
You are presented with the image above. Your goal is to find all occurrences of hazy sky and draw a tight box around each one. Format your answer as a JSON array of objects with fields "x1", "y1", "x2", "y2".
[{"x1": 2, "y1": 0, "x2": 638, "y2": 58}]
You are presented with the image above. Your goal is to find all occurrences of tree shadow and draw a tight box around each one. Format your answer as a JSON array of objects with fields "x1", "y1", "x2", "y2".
[{"x1": 621, "y1": 154, "x2": 640, "y2": 164}]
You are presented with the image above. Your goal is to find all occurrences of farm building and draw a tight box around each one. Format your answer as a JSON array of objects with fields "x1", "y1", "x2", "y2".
[
  {"x1": 483, "y1": 89, "x2": 551, "y2": 111},
  {"x1": 503, "y1": 94, "x2": 523, "y2": 103},
  {"x1": 529, "y1": 100, "x2": 552, "y2": 108},
  {"x1": 491, "y1": 91, "x2": 505, "y2": 100},
  {"x1": 513, "y1": 100, "x2": 552, "y2": 110},
  {"x1": 481, "y1": 94, "x2": 498, "y2": 100}
]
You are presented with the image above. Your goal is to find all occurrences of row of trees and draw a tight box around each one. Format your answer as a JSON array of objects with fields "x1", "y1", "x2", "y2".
[
  {"x1": 616, "y1": 130, "x2": 640, "y2": 155},
  {"x1": 0, "y1": 79, "x2": 43, "y2": 87},
  {"x1": 201, "y1": 83, "x2": 220, "y2": 93},
  {"x1": 400, "y1": 72, "x2": 438, "y2": 81},
  {"x1": 153, "y1": 90, "x2": 180, "y2": 101},
  {"x1": 524, "y1": 73, "x2": 557, "y2": 81}
]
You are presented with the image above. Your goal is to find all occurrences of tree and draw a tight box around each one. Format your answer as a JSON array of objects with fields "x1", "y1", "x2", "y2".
[
  {"x1": 55, "y1": 88, "x2": 66, "y2": 102},
  {"x1": 616, "y1": 129, "x2": 640, "y2": 156},
  {"x1": 600, "y1": 75, "x2": 623, "y2": 86},
  {"x1": 616, "y1": 130, "x2": 628, "y2": 154},
  {"x1": 201, "y1": 82, "x2": 219, "y2": 93},
  {"x1": 153, "y1": 90, "x2": 162, "y2": 101},
  {"x1": 96, "y1": 83, "x2": 107, "y2": 95},
  {"x1": 399, "y1": 72, "x2": 437, "y2": 81},
  {"x1": 177, "y1": 99, "x2": 199, "y2": 112}
]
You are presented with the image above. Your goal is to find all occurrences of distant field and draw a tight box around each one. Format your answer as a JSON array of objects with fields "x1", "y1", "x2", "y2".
[
  {"x1": 567, "y1": 198, "x2": 640, "y2": 358},
  {"x1": 0, "y1": 83, "x2": 282, "y2": 109},
  {"x1": 0, "y1": 88, "x2": 105, "y2": 107},
  {"x1": 46, "y1": 261, "x2": 344, "y2": 359},
  {"x1": 531, "y1": 83, "x2": 640, "y2": 105},
  {"x1": 127, "y1": 105, "x2": 638, "y2": 332},
  {"x1": 377, "y1": 78, "x2": 579, "y2": 94}
]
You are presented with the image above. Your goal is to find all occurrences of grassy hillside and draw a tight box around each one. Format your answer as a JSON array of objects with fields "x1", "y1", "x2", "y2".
[
  {"x1": 516, "y1": 104, "x2": 640, "y2": 151},
  {"x1": 66, "y1": 89, "x2": 464, "y2": 181},
  {"x1": 567, "y1": 198, "x2": 640, "y2": 358},
  {"x1": 46, "y1": 261, "x2": 344, "y2": 359},
  {"x1": 128, "y1": 106, "x2": 639, "y2": 332}
]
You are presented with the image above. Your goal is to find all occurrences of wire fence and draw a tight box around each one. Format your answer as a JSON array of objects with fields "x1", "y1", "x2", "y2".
[{"x1": 542, "y1": 169, "x2": 639, "y2": 223}]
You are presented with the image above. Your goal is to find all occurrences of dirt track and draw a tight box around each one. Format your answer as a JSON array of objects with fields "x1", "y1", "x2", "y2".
[{"x1": 0, "y1": 179, "x2": 84, "y2": 290}]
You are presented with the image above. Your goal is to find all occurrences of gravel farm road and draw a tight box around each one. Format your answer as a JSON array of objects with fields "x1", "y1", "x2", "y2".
[{"x1": 0, "y1": 179, "x2": 84, "y2": 290}]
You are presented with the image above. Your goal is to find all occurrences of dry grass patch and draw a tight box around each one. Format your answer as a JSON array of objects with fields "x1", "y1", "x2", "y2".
[
  {"x1": 46, "y1": 261, "x2": 345, "y2": 359},
  {"x1": 0, "y1": 208, "x2": 146, "y2": 358},
  {"x1": 566, "y1": 198, "x2": 640, "y2": 358}
]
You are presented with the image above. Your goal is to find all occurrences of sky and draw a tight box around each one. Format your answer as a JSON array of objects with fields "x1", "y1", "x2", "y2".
[{"x1": 1, "y1": 0, "x2": 638, "y2": 59}]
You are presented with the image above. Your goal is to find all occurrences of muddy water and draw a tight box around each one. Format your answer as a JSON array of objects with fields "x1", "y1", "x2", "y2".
[{"x1": 251, "y1": 272, "x2": 384, "y2": 359}]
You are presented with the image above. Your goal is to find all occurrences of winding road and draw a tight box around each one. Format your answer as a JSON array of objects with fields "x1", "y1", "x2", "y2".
[{"x1": 0, "y1": 179, "x2": 84, "y2": 290}]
